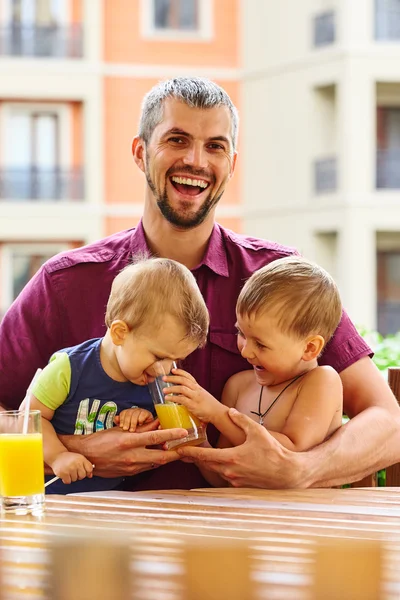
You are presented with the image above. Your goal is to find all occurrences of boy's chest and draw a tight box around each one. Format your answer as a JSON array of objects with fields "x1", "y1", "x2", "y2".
[{"x1": 235, "y1": 384, "x2": 299, "y2": 430}]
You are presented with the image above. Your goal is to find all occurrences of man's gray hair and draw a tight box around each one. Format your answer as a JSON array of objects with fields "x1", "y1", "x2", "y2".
[{"x1": 138, "y1": 77, "x2": 239, "y2": 151}]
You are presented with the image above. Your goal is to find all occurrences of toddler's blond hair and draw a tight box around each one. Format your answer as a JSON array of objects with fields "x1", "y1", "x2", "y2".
[
  {"x1": 237, "y1": 256, "x2": 342, "y2": 346},
  {"x1": 105, "y1": 257, "x2": 209, "y2": 347}
]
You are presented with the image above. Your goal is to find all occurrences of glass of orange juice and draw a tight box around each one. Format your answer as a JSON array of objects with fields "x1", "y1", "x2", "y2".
[
  {"x1": 0, "y1": 410, "x2": 45, "y2": 515},
  {"x1": 148, "y1": 362, "x2": 207, "y2": 450}
]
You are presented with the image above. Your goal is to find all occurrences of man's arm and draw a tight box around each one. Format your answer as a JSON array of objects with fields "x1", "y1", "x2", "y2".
[
  {"x1": 178, "y1": 358, "x2": 400, "y2": 488},
  {"x1": 59, "y1": 425, "x2": 190, "y2": 478},
  {"x1": 306, "y1": 356, "x2": 400, "y2": 487}
]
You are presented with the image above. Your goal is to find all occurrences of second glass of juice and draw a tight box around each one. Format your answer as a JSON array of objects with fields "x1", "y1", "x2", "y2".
[{"x1": 148, "y1": 362, "x2": 207, "y2": 450}]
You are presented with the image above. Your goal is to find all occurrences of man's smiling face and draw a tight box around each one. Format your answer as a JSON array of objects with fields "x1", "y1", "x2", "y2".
[{"x1": 142, "y1": 98, "x2": 237, "y2": 230}]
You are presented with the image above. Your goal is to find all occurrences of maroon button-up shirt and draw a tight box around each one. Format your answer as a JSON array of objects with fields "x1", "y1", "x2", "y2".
[{"x1": 0, "y1": 222, "x2": 372, "y2": 490}]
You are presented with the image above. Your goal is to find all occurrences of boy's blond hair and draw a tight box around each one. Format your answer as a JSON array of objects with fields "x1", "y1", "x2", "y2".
[
  {"x1": 105, "y1": 257, "x2": 209, "y2": 347},
  {"x1": 237, "y1": 256, "x2": 342, "y2": 345}
]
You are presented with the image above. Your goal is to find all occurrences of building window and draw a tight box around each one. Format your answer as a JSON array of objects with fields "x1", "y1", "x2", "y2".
[
  {"x1": 375, "y1": 0, "x2": 400, "y2": 41},
  {"x1": 377, "y1": 251, "x2": 400, "y2": 335},
  {"x1": 313, "y1": 11, "x2": 336, "y2": 47},
  {"x1": 141, "y1": 0, "x2": 212, "y2": 40},
  {"x1": 154, "y1": 0, "x2": 198, "y2": 31},
  {"x1": 0, "y1": 0, "x2": 83, "y2": 58},
  {"x1": 0, "y1": 103, "x2": 83, "y2": 201},
  {"x1": 376, "y1": 107, "x2": 400, "y2": 189},
  {"x1": 314, "y1": 157, "x2": 338, "y2": 194},
  {"x1": 0, "y1": 243, "x2": 68, "y2": 314}
]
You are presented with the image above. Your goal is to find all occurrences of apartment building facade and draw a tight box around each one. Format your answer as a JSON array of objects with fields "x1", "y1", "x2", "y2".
[
  {"x1": 0, "y1": 0, "x2": 241, "y2": 316},
  {"x1": 3, "y1": 0, "x2": 400, "y2": 337},
  {"x1": 242, "y1": 0, "x2": 400, "y2": 334}
]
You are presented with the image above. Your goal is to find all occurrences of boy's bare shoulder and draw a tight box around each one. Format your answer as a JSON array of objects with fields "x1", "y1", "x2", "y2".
[
  {"x1": 302, "y1": 365, "x2": 342, "y2": 387},
  {"x1": 222, "y1": 370, "x2": 254, "y2": 406},
  {"x1": 225, "y1": 369, "x2": 255, "y2": 390}
]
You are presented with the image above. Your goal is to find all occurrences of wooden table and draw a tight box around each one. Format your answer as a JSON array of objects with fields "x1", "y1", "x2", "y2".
[{"x1": 2, "y1": 487, "x2": 400, "y2": 599}]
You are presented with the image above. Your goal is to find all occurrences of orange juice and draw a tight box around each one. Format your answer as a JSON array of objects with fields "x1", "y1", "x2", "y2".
[
  {"x1": 0, "y1": 433, "x2": 44, "y2": 497},
  {"x1": 155, "y1": 402, "x2": 201, "y2": 429},
  {"x1": 155, "y1": 403, "x2": 207, "y2": 449}
]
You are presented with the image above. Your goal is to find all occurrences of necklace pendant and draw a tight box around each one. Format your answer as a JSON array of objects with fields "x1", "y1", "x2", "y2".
[{"x1": 259, "y1": 415, "x2": 264, "y2": 426}]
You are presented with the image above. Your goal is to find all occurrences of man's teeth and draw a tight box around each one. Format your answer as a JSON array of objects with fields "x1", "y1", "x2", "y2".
[{"x1": 171, "y1": 176, "x2": 208, "y2": 189}]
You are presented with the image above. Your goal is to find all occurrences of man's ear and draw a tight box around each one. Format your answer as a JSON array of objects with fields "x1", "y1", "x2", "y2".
[
  {"x1": 110, "y1": 320, "x2": 130, "y2": 346},
  {"x1": 302, "y1": 335, "x2": 325, "y2": 361},
  {"x1": 229, "y1": 151, "x2": 238, "y2": 178},
  {"x1": 132, "y1": 136, "x2": 145, "y2": 173}
]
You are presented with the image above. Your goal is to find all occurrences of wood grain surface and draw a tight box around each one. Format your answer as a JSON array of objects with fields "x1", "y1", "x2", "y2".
[{"x1": 1, "y1": 487, "x2": 399, "y2": 599}]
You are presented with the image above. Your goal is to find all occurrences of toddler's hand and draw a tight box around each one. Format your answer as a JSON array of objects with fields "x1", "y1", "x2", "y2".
[
  {"x1": 51, "y1": 452, "x2": 94, "y2": 484},
  {"x1": 162, "y1": 368, "x2": 219, "y2": 423},
  {"x1": 114, "y1": 407, "x2": 154, "y2": 432}
]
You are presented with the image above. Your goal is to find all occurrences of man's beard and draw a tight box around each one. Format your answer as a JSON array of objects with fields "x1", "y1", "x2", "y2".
[{"x1": 145, "y1": 164, "x2": 223, "y2": 230}]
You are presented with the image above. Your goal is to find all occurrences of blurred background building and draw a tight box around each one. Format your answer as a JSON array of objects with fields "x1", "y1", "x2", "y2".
[
  {"x1": 242, "y1": 0, "x2": 400, "y2": 336},
  {"x1": 0, "y1": 0, "x2": 240, "y2": 318},
  {"x1": 1, "y1": 0, "x2": 400, "y2": 336}
]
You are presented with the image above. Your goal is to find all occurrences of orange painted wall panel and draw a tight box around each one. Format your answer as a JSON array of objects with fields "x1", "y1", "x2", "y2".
[
  {"x1": 104, "y1": 0, "x2": 239, "y2": 68},
  {"x1": 71, "y1": 0, "x2": 82, "y2": 23},
  {"x1": 104, "y1": 78, "x2": 156, "y2": 206},
  {"x1": 71, "y1": 102, "x2": 83, "y2": 167},
  {"x1": 216, "y1": 217, "x2": 242, "y2": 233},
  {"x1": 105, "y1": 216, "x2": 140, "y2": 237}
]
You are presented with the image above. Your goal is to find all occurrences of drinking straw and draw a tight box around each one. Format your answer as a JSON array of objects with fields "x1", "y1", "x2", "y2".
[
  {"x1": 22, "y1": 368, "x2": 42, "y2": 435},
  {"x1": 44, "y1": 475, "x2": 60, "y2": 488}
]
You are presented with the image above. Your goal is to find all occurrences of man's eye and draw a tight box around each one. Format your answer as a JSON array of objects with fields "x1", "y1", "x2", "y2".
[
  {"x1": 208, "y1": 143, "x2": 224, "y2": 151},
  {"x1": 168, "y1": 137, "x2": 184, "y2": 144}
]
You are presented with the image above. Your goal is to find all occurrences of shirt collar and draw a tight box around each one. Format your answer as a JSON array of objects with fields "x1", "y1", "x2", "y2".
[
  {"x1": 130, "y1": 220, "x2": 229, "y2": 278},
  {"x1": 130, "y1": 220, "x2": 150, "y2": 256},
  {"x1": 195, "y1": 223, "x2": 229, "y2": 277}
]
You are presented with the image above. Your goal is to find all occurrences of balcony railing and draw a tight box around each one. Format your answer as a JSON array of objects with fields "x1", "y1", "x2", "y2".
[
  {"x1": 313, "y1": 11, "x2": 336, "y2": 47},
  {"x1": 376, "y1": 149, "x2": 400, "y2": 188},
  {"x1": 0, "y1": 168, "x2": 84, "y2": 201},
  {"x1": 375, "y1": 0, "x2": 400, "y2": 40},
  {"x1": 0, "y1": 24, "x2": 83, "y2": 58},
  {"x1": 314, "y1": 157, "x2": 337, "y2": 194}
]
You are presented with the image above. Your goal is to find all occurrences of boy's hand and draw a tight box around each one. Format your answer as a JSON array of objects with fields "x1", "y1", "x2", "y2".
[
  {"x1": 50, "y1": 452, "x2": 94, "y2": 484},
  {"x1": 162, "y1": 368, "x2": 220, "y2": 423},
  {"x1": 114, "y1": 407, "x2": 154, "y2": 432}
]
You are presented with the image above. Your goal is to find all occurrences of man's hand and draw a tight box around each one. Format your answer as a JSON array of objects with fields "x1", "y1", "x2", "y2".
[
  {"x1": 59, "y1": 426, "x2": 189, "y2": 478},
  {"x1": 163, "y1": 367, "x2": 221, "y2": 423},
  {"x1": 177, "y1": 408, "x2": 303, "y2": 488}
]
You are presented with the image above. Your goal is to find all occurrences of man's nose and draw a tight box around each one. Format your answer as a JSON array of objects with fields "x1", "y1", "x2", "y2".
[{"x1": 182, "y1": 142, "x2": 208, "y2": 169}]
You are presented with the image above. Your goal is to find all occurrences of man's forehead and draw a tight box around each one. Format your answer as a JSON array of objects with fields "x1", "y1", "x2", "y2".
[{"x1": 156, "y1": 98, "x2": 232, "y2": 137}]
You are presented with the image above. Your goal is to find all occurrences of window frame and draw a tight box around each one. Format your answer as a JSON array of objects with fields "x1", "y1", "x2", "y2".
[
  {"x1": 1, "y1": 102, "x2": 71, "y2": 169},
  {"x1": 1, "y1": 242, "x2": 69, "y2": 312},
  {"x1": 1, "y1": 0, "x2": 69, "y2": 26},
  {"x1": 140, "y1": 0, "x2": 213, "y2": 41}
]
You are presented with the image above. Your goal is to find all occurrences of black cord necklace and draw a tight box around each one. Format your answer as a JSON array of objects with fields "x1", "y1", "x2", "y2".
[{"x1": 250, "y1": 372, "x2": 307, "y2": 426}]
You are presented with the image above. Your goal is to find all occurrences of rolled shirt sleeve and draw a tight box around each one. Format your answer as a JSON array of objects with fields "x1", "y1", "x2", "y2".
[
  {"x1": 319, "y1": 310, "x2": 373, "y2": 372},
  {"x1": 0, "y1": 266, "x2": 64, "y2": 409}
]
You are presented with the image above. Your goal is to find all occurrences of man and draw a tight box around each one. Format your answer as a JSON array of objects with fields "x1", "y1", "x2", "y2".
[{"x1": 1, "y1": 77, "x2": 399, "y2": 490}]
